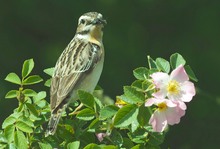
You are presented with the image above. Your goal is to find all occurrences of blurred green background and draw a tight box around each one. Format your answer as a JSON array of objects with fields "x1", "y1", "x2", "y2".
[{"x1": 0, "y1": 0, "x2": 220, "y2": 148}]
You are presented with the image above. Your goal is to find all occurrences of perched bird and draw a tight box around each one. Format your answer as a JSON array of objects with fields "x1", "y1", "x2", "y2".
[{"x1": 45, "y1": 12, "x2": 106, "y2": 136}]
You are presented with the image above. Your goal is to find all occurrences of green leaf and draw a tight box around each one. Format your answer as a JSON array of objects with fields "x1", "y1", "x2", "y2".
[
  {"x1": 128, "y1": 128, "x2": 148, "y2": 144},
  {"x1": 170, "y1": 53, "x2": 186, "y2": 69},
  {"x1": 22, "y1": 59, "x2": 34, "y2": 78},
  {"x1": 147, "y1": 56, "x2": 157, "y2": 69},
  {"x1": 2, "y1": 116, "x2": 16, "y2": 129},
  {"x1": 43, "y1": 67, "x2": 54, "y2": 76},
  {"x1": 100, "y1": 105, "x2": 119, "y2": 120},
  {"x1": 44, "y1": 79, "x2": 51, "y2": 87},
  {"x1": 123, "y1": 137, "x2": 134, "y2": 149},
  {"x1": 156, "y1": 57, "x2": 170, "y2": 73},
  {"x1": 148, "y1": 132, "x2": 165, "y2": 146},
  {"x1": 131, "y1": 80, "x2": 143, "y2": 90},
  {"x1": 5, "y1": 73, "x2": 21, "y2": 85},
  {"x1": 137, "y1": 104, "x2": 151, "y2": 127},
  {"x1": 67, "y1": 141, "x2": 80, "y2": 149},
  {"x1": 123, "y1": 86, "x2": 145, "y2": 104},
  {"x1": 4, "y1": 125, "x2": 15, "y2": 143},
  {"x1": 185, "y1": 65, "x2": 198, "y2": 82},
  {"x1": 19, "y1": 116, "x2": 34, "y2": 127},
  {"x1": 109, "y1": 130, "x2": 123, "y2": 147},
  {"x1": 114, "y1": 104, "x2": 139, "y2": 127},
  {"x1": 5, "y1": 90, "x2": 18, "y2": 99},
  {"x1": 26, "y1": 103, "x2": 39, "y2": 117},
  {"x1": 14, "y1": 130, "x2": 28, "y2": 149},
  {"x1": 16, "y1": 121, "x2": 33, "y2": 133},
  {"x1": 133, "y1": 67, "x2": 149, "y2": 80},
  {"x1": 34, "y1": 91, "x2": 47, "y2": 101},
  {"x1": 22, "y1": 89, "x2": 37, "y2": 97},
  {"x1": 131, "y1": 118, "x2": 139, "y2": 133},
  {"x1": 38, "y1": 142, "x2": 53, "y2": 149},
  {"x1": 83, "y1": 143, "x2": 100, "y2": 149},
  {"x1": 88, "y1": 119, "x2": 100, "y2": 132},
  {"x1": 131, "y1": 145, "x2": 141, "y2": 149},
  {"x1": 22, "y1": 75, "x2": 43, "y2": 85},
  {"x1": 99, "y1": 145, "x2": 118, "y2": 149},
  {"x1": 78, "y1": 90, "x2": 95, "y2": 109},
  {"x1": 76, "y1": 108, "x2": 95, "y2": 121}
]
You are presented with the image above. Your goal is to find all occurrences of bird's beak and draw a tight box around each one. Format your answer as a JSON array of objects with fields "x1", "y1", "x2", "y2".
[{"x1": 92, "y1": 18, "x2": 107, "y2": 25}]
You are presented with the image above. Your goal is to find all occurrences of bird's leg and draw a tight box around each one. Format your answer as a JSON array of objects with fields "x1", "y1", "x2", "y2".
[{"x1": 69, "y1": 103, "x2": 84, "y2": 115}]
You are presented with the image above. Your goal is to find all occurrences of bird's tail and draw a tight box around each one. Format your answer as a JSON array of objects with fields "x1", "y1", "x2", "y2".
[{"x1": 45, "y1": 106, "x2": 66, "y2": 137}]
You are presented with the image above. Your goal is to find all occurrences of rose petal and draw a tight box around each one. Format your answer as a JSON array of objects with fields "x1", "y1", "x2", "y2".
[
  {"x1": 170, "y1": 65, "x2": 189, "y2": 83},
  {"x1": 151, "y1": 72, "x2": 169, "y2": 88},
  {"x1": 145, "y1": 98, "x2": 155, "y2": 107},
  {"x1": 149, "y1": 110, "x2": 167, "y2": 132},
  {"x1": 152, "y1": 87, "x2": 167, "y2": 99},
  {"x1": 180, "y1": 81, "x2": 196, "y2": 102}
]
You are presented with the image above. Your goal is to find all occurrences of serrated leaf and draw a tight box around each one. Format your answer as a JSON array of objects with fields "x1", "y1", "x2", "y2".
[
  {"x1": 131, "y1": 118, "x2": 139, "y2": 133},
  {"x1": 83, "y1": 143, "x2": 100, "y2": 149},
  {"x1": 88, "y1": 119, "x2": 100, "y2": 132},
  {"x1": 123, "y1": 86, "x2": 145, "y2": 104},
  {"x1": 26, "y1": 103, "x2": 39, "y2": 117},
  {"x1": 147, "y1": 56, "x2": 157, "y2": 69},
  {"x1": 5, "y1": 73, "x2": 21, "y2": 85},
  {"x1": 148, "y1": 132, "x2": 165, "y2": 146},
  {"x1": 43, "y1": 67, "x2": 54, "y2": 76},
  {"x1": 4, "y1": 125, "x2": 15, "y2": 143},
  {"x1": 185, "y1": 65, "x2": 198, "y2": 82},
  {"x1": 76, "y1": 108, "x2": 95, "y2": 121},
  {"x1": 133, "y1": 67, "x2": 149, "y2": 80},
  {"x1": 14, "y1": 130, "x2": 28, "y2": 149},
  {"x1": 137, "y1": 104, "x2": 151, "y2": 127},
  {"x1": 131, "y1": 80, "x2": 143, "y2": 90},
  {"x1": 34, "y1": 91, "x2": 47, "y2": 101},
  {"x1": 128, "y1": 128, "x2": 148, "y2": 144},
  {"x1": 5, "y1": 90, "x2": 18, "y2": 99},
  {"x1": 22, "y1": 89, "x2": 37, "y2": 97},
  {"x1": 44, "y1": 79, "x2": 51, "y2": 87},
  {"x1": 67, "y1": 141, "x2": 80, "y2": 149},
  {"x1": 78, "y1": 90, "x2": 95, "y2": 109},
  {"x1": 99, "y1": 145, "x2": 118, "y2": 149},
  {"x1": 22, "y1": 59, "x2": 34, "y2": 78},
  {"x1": 19, "y1": 116, "x2": 34, "y2": 127},
  {"x1": 2, "y1": 116, "x2": 16, "y2": 129},
  {"x1": 156, "y1": 58, "x2": 170, "y2": 73},
  {"x1": 170, "y1": 53, "x2": 186, "y2": 69},
  {"x1": 38, "y1": 142, "x2": 53, "y2": 149},
  {"x1": 99, "y1": 105, "x2": 119, "y2": 120},
  {"x1": 22, "y1": 75, "x2": 43, "y2": 85},
  {"x1": 109, "y1": 130, "x2": 123, "y2": 147},
  {"x1": 131, "y1": 145, "x2": 141, "y2": 149},
  {"x1": 16, "y1": 121, "x2": 33, "y2": 133},
  {"x1": 114, "y1": 104, "x2": 139, "y2": 127}
]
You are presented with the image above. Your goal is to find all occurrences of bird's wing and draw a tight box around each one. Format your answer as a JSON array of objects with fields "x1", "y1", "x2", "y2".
[{"x1": 50, "y1": 39, "x2": 102, "y2": 112}]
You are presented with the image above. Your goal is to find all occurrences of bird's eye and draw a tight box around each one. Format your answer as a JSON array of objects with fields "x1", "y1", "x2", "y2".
[{"x1": 80, "y1": 19, "x2": 85, "y2": 24}]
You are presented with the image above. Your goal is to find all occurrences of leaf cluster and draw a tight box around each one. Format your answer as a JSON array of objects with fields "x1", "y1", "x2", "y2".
[{"x1": 0, "y1": 53, "x2": 197, "y2": 149}]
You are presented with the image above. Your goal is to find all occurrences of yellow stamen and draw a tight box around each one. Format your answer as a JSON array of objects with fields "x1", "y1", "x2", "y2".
[
  {"x1": 167, "y1": 80, "x2": 180, "y2": 95},
  {"x1": 157, "y1": 102, "x2": 167, "y2": 111}
]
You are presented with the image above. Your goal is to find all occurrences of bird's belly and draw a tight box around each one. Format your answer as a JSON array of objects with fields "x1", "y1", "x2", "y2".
[{"x1": 69, "y1": 56, "x2": 104, "y2": 101}]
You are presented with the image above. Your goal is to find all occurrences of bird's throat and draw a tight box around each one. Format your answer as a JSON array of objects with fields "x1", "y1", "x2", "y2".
[{"x1": 89, "y1": 26, "x2": 103, "y2": 46}]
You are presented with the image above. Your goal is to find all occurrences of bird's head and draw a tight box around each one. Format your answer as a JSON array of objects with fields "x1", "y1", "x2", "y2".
[{"x1": 76, "y1": 12, "x2": 107, "y2": 44}]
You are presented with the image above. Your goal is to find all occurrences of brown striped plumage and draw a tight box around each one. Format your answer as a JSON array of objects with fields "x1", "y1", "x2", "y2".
[{"x1": 45, "y1": 12, "x2": 106, "y2": 136}]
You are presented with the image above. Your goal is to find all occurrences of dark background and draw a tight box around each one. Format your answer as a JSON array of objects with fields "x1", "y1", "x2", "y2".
[{"x1": 0, "y1": 1, "x2": 219, "y2": 148}]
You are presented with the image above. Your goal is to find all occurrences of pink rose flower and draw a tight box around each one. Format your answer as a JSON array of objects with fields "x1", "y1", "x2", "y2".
[
  {"x1": 145, "y1": 98, "x2": 186, "y2": 132},
  {"x1": 151, "y1": 65, "x2": 196, "y2": 102},
  {"x1": 96, "y1": 133, "x2": 107, "y2": 142}
]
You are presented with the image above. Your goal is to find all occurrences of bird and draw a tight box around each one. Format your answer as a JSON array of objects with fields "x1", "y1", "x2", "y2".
[{"x1": 45, "y1": 12, "x2": 106, "y2": 136}]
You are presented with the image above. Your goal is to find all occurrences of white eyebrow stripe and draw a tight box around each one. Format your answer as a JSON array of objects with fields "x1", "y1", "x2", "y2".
[{"x1": 79, "y1": 16, "x2": 91, "y2": 21}]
